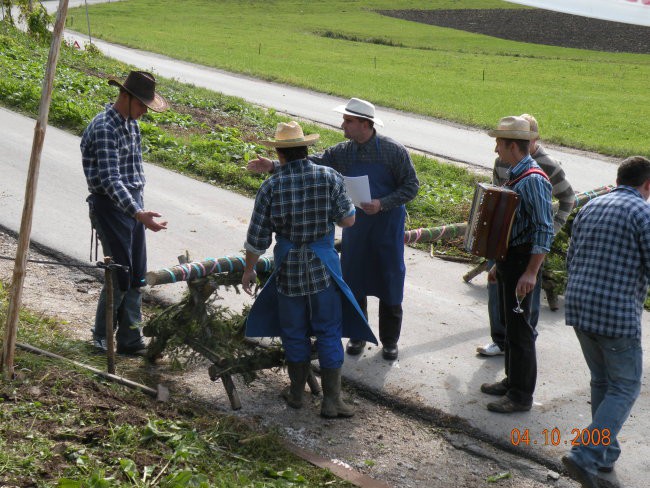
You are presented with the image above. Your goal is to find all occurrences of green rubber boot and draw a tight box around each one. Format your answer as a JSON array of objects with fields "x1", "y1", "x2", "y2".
[
  {"x1": 320, "y1": 367, "x2": 354, "y2": 418},
  {"x1": 282, "y1": 362, "x2": 311, "y2": 409}
]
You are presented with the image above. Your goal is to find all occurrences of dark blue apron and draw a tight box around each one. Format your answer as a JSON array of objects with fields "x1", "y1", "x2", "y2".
[
  {"x1": 341, "y1": 137, "x2": 406, "y2": 305},
  {"x1": 245, "y1": 232, "x2": 378, "y2": 344}
]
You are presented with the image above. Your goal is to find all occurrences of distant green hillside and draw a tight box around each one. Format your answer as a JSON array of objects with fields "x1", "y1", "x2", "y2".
[{"x1": 66, "y1": 0, "x2": 650, "y2": 157}]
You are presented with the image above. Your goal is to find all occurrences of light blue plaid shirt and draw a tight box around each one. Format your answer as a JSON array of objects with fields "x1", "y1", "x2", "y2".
[
  {"x1": 81, "y1": 104, "x2": 145, "y2": 217},
  {"x1": 506, "y1": 155, "x2": 554, "y2": 254},
  {"x1": 566, "y1": 186, "x2": 650, "y2": 338}
]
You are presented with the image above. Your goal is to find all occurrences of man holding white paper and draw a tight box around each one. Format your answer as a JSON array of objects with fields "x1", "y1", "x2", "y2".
[
  {"x1": 343, "y1": 175, "x2": 371, "y2": 206},
  {"x1": 248, "y1": 98, "x2": 419, "y2": 360}
]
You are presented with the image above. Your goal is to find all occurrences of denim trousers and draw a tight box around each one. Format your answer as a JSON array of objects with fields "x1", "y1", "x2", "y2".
[
  {"x1": 488, "y1": 260, "x2": 541, "y2": 349},
  {"x1": 277, "y1": 284, "x2": 344, "y2": 369},
  {"x1": 495, "y1": 250, "x2": 541, "y2": 406},
  {"x1": 570, "y1": 328, "x2": 642, "y2": 473}
]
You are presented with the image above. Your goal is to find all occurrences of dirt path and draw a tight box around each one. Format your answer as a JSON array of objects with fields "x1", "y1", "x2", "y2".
[{"x1": 0, "y1": 230, "x2": 579, "y2": 487}]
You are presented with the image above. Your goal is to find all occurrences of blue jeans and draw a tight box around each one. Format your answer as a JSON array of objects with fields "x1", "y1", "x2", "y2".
[
  {"x1": 488, "y1": 259, "x2": 541, "y2": 349},
  {"x1": 277, "y1": 284, "x2": 344, "y2": 369},
  {"x1": 94, "y1": 286, "x2": 144, "y2": 348},
  {"x1": 570, "y1": 329, "x2": 642, "y2": 473}
]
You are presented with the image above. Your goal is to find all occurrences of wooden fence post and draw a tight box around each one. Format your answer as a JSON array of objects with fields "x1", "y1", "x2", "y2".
[{"x1": 2, "y1": 0, "x2": 69, "y2": 379}]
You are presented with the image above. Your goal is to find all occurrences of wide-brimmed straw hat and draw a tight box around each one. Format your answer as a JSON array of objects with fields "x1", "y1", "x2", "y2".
[
  {"x1": 108, "y1": 71, "x2": 168, "y2": 112},
  {"x1": 487, "y1": 116, "x2": 537, "y2": 140},
  {"x1": 333, "y1": 98, "x2": 384, "y2": 127},
  {"x1": 259, "y1": 121, "x2": 320, "y2": 148}
]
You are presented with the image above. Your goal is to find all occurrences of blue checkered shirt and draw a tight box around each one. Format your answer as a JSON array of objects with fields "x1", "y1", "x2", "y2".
[
  {"x1": 565, "y1": 186, "x2": 650, "y2": 338},
  {"x1": 81, "y1": 104, "x2": 145, "y2": 217},
  {"x1": 245, "y1": 158, "x2": 355, "y2": 297},
  {"x1": 506, "y1": 155, "x2": 554, "y2": 254}
]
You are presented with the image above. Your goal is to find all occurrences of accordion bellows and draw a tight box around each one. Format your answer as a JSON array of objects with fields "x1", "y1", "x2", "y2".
[{"x1": 464, "y1": 184, "x2": 520, "y2": 261}]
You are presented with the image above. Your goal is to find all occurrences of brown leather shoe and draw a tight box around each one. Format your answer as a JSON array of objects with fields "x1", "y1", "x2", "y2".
[
  {"x1": 480, "y1": 380, "x2": 508, "y2": 396},
  {"x1": 116, "y1": 343, "x2": 147, "y2": 356},
  {"x1": 561, "y1": 455, "x2": 598, "y2": 488},
  {"x1": 487, "y1": 396, "x2": 531, "y2": 413}
]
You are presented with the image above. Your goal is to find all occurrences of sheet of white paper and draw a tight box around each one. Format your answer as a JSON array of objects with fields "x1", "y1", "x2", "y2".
[{"x1": 344, "y1": 175, "x2": 371, "y2": 206}]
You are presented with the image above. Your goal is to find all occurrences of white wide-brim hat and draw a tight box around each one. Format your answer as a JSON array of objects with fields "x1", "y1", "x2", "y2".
[
  {"x1": 259, "y1": 121, "x2": 320, "y2": 148},
  {"x1": 487, "y1": 116, "x2": 538, "y2": 140},
  {"x1": 333, "y1": 97, "x2": 384, "y2": 127}
]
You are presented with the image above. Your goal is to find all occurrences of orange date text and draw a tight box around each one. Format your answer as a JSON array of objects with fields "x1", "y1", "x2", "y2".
[{"x1": 510, "y1": 428, "x2": 611, "y2": 447}]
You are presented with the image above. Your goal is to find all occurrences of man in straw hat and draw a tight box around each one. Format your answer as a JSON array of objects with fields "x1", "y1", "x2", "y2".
[
  {"x1": 477, "y1": 113, "x2": 575, "y2": 358},
  {"x1": 562, "y1": 156, "x2": 650, "y2": 486},
  {"x1": 242, "y1": 121, "x2": 377, "y2": 418},
  {"x1": 479, "y1": 116, "x2": 553, "y2": 413},
  {"x1": 248, "y1": 98, "x2": 419, "y2": 361},
  {"x1": 81, "y1": 71, "x2": 169, "y2": 356}
]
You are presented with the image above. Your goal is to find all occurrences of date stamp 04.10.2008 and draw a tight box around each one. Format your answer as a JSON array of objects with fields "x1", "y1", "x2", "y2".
[{"x1": 510, "y1": 428, "x2": 611, "y2": 447}]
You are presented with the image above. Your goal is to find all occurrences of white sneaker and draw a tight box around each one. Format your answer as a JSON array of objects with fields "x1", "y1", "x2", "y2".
[{"x1": 476, "y1": 342, "x2": 504, "y2": 356}]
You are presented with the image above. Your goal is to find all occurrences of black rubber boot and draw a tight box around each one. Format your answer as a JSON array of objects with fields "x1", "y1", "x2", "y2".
[
  {"x1": 320, "y1": 368, "x2": 354, "y2": 418},
  {"x1": 282, "y1": 362, "x2": 311, "y2": 409}
]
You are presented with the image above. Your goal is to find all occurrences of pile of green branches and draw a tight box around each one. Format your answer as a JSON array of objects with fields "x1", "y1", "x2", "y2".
[{"x1": 143, "y1": 273, "x2": 282, "y2": 384}]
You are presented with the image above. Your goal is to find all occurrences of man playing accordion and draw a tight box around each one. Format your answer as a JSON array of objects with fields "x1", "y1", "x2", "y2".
[{"x1": 479, "y1": 116, "x2": 554, "y2": 414}]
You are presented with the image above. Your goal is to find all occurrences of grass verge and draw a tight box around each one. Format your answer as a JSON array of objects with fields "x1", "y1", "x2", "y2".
[{"x1": 0, "y1": 282, "x2": 354, "y2": 487}]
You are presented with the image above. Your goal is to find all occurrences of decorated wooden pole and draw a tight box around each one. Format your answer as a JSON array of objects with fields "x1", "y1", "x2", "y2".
[
  {"x1": 573, "y1": 185, "x2": 614, "y2": 207},
  {"x1": 146, "y1": 255, "x2": 274, "y2": 287},
  {"x1": 404, "y1": 222, "x2": 466, "y2": 245},
  {"x1": 2, "y1": 0, "x2": 69, "y2": 379}
]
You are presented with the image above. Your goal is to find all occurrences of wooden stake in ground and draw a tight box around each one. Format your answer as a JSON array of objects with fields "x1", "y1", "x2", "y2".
[
  {"x1": 104, "y1": 257, "x2": 116, "y2": 374},
  {"x1": 1, "y1": 0, "x2": 70, "y2": 379}
]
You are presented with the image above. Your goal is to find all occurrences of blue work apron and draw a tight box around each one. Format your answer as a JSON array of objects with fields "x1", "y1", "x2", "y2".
[
  {"x1": 341, "y1": 140, "x2": 406, "y2": 305},
  {"x1": 245, "y1": 232, "x2": 378, "y2": 344}
]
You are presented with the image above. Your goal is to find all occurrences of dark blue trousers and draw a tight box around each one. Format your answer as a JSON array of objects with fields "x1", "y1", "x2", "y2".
[
  {"x1": 88, "y1": 192, "x2": 146, "y2": 349},
  {"x1": 496, "y1": 248, "x2": 541, "y2": 406}
]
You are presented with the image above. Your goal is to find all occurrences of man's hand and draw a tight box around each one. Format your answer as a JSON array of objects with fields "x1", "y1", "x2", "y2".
[
  {"x1": 242, "y1": 269, "x2": 257, "y2": 295},
  {"x1": 516, "y1": 271, "x2": 537, "y2": 297},
  {"x1": 135, "y1": 211, "x2": 168, "y2": 232},
  {"x1": 247, "y1": 155, "x2": 273, "y2": 174},
  {"x1": 359, "y1": 199, "x2": 381, "y2": 215}
]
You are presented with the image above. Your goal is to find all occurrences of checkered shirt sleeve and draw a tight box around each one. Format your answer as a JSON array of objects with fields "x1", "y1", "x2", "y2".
[{"x1": 565, "y1": 186, "x2": 650, "y2": 338}]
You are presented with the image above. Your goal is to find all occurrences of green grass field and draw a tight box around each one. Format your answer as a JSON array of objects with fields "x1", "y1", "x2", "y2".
[{"x1": 66, "y1": 0, "x2": 650, "y2": 158}]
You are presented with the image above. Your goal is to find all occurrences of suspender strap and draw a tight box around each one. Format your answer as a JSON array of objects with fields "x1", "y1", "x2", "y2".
[{"x1": 507, "y1": 168, "x2": 549, "y2": 186}]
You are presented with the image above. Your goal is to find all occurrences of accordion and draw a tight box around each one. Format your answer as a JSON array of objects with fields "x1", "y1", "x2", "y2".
[{"x1": 464, "y1": 183, "x2": 520, "y2": 261}]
